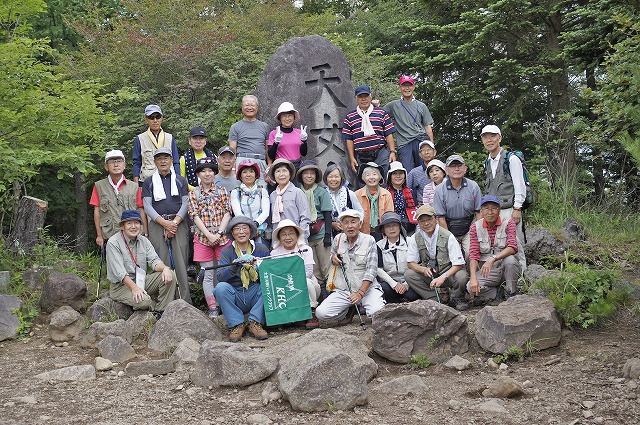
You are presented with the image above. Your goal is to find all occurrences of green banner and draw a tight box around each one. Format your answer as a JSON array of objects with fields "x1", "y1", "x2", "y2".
[{"x1": 260, "y1": 255, "x2": 311, "y2": 326}]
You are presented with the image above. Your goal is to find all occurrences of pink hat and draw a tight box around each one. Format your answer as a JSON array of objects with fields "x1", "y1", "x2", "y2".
[
  {"x1": 399, "y1": 75, "x2": 415, "y2": 85},
  {"x1": 236, "y1": 159, "x2": 260, "y2": 180}
]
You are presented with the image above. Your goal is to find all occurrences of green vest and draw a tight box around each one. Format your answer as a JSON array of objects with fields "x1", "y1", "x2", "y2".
[
  {"x1": 95, "y1": 178, "x2": 139, "y2": 240},
  {"x1": 414, "y1": 227, "x2": 453, "y2": 275}
]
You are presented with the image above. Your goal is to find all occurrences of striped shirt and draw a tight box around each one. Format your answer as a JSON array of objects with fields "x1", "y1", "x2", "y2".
[
  {"x1": 468, "y1": 217, "x2": 519, "y2": 261},
  {"x1": 341, "y1": 107, "x2": 396, "y2": 151}
]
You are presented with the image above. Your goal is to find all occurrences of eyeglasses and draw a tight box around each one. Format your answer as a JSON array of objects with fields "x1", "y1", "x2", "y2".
[
  {"x1": 279, "y1": 231, "x2": 298, "y2": 238},
  {"x1": 447, "y1": 163, "x2": 465, "y2": 169},
  {"x1": 482, "y1": 205, "x2": 500, "y2": 212},
  {"x1": 107, "y1": 159, "x2": 124, "y2": 165},
  {"x1": 147, "y1": 114, "x2": 162, "y2": 120}
]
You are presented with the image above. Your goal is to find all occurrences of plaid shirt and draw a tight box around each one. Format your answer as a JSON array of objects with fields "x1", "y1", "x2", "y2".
[{"x1": 188, "y1": 185, "x2": 231, "y2": 246}]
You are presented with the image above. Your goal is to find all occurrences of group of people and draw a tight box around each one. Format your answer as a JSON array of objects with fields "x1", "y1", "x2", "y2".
[{"x1": 94, "y1": 75, "x2": 528, "y2": 342}]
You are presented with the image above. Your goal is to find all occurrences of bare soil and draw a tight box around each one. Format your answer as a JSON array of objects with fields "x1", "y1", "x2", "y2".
[{"x1": 1, "y1": 305, "x2": 639, "y2": 425}]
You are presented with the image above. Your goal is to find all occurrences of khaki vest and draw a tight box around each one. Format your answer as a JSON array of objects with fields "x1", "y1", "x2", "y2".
[
  {"x1": 484, "y1": 152, "x2": 514, "y2": 208},
  {"x1": 329, "y1": 233, "x2": 375, "y2": 292},
  {"x1": 414, "y1": 228, "x2": 453, "y2": 275},
  {"x1": 138, "y1": 131, "x2": 174, "y2": 182},
  {"x1": 95, "y1": 178, "x2": 139, "y2": 240},
  {"x1": 376, "y1": 237, "x2": 408, "y2": 283},
  {"x1": 475, "y1": 219, "x2": 508, "y2": 262}
]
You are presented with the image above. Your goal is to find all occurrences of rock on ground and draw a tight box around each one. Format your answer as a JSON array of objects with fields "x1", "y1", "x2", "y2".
[
  {"x1": 49, "y1": 305, "x2": 84, "y2": 342},
  {"x1": 148, "y1": 299, "x2": 222, "y2": 352},
  {"x1": 88, "y1": 297, "x2": 133, "y2": 322},
  {"x1": 95, "y1": 357, "x2": 113, "y2": 372},
  {"x1": 444, "y1": 355, "x2": 472, "y2": 371},
  {"x1": 524, "y1": 227, "x2": 569, "y2": 265},
  {"x1": 0, "y1": 294, "x2": 22, "y2": 341},
  {"x1": 97, "y1": 334, "x2": 136, "y2": 363},
  {"x1": 476, "y1": 398, "x2": 508, "y2": 414},
  {"x1": 125, "y1": 359, "x2": 175, "y2": 377},
  {"x1": 170, "y1": 337, "x2": 201, "y2": 368},
  {"x1": 623, "y1": 358, "x2": 640, "y2": 379},
  {"x1": 21, "y1": 266, "x2": 54, "y2": 291},
  {"x1": 126, "y1": 310, "x2": 156, "y2": 341},
  {"x1": 482, "y1": 376, "x2": 525, "y2": 398},
  {"x1": 80, "y1": 319, "x2": 133, "y2": 349},
  {"x1": 190, "y1": 340, "x2": 277, "y2": 387},
  {"x1": 39, "y1": 272, "x2": 87, "y2": 313},
  {"x1": 475, "y1": 295, "x2": 561, "y2": 354},
  {"x1": 371, "y1": 300, "x2": 470, "y2": 364},
  {"x1": 34, "y1": 365, "x2": 96, "y2": 381}
]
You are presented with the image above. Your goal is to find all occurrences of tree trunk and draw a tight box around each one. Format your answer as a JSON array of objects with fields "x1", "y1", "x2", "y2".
[
  {"x1": 586, "y1": 66, "x2": 605, "y2": 201},
  {"x1": 74, "y1": 171, "x2": 88, "y2": 255},
  {"x1": 9, "y1": 196, "x2": 48, "y2": 253}
]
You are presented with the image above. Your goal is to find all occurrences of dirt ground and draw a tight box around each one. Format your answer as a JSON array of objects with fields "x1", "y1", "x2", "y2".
[{"x1": 1, "y1": 305, "x2": 638, "y2": 425}]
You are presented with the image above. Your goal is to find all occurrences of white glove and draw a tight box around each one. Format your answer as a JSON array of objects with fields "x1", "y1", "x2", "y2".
[
  {"x1": 300, "y1": 125, "x2": 308, "y2": 141},
  {"x1": 274, "y1": 126, "x2": 283, "y2": 143}
]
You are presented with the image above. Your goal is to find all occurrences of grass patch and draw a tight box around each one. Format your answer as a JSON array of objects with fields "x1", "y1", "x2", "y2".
[{"x1": 405, "y1": 353, "x2": 432, "y2": 369}]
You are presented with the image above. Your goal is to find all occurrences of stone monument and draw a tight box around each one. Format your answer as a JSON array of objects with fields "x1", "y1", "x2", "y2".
[{"x1": 255, "y1": 35, "x2": 356, "y2": 184}]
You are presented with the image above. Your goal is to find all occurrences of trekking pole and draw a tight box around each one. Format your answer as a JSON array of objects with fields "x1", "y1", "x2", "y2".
[
  {"x1": 337, "y1": 255, "x2": 366, "y2": 330},
  {"x1": 96, "y1": 245, "x2": 105, "y2": 298},
  {"x1": 166, "y1": 238, "x2": 181, "y2": 300},
  {"x1": 202, "y1": 249, "x2": 310, "y2": 270}
]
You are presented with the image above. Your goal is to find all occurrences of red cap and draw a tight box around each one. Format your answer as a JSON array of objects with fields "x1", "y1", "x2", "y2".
[{"x1": 399, "y1": 75, "x2": 415, "y2": 85}]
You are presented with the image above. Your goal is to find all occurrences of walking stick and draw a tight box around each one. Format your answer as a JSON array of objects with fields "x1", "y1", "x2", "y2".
[
  {"x1": 337, "y1": 254, "x2": 366, "y2": 330},
  {"x1": 96, "y1": 245, "x2": 105, "y2": 298},
  {"x1": 166, "y1": 238, "x2": 181, "y2": 300}
]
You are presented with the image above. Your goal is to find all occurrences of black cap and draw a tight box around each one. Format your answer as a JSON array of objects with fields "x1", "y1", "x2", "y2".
[{"x1": 190, "y1": 127, "x2": 207, "y2": 137}]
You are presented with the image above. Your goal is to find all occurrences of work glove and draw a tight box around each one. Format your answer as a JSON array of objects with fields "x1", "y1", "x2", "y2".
[
  {"x1": 274, "y1": 126, "x2": 283, "y2": 144},
  {"x1": 300, "y1": 125, "x2": 308, "y2": 141},
  {"x1": 233, "y1": 254, "x2": 255, "y2": 264}
]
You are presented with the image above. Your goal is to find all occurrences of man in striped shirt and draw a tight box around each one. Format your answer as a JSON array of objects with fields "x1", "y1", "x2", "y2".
[
  {"x1": 342, "y1": 85, "x2": 397, "y2": 186},
  {"x1": 465, "y1": 195, "x2": 521, "y2": 307}
]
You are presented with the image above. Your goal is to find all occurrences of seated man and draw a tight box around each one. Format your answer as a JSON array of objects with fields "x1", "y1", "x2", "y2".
[
  {"x1": 404, "y1": 205, "x2": 468, "y2": 305},
  {"x1": 214, "y1": 216, "x2": 269, "y2": 342},
  {"x1": 106, "y1": 210, "x2": 177, "y2": 313},
  {"x1": 464, "y1": 195, "x2": 522, "y2": 309},
  {"x1": 271, "y1": 219, "x2": 321, "y2": 329},
  {"x1": 316, "y1": 209, "x2": 385, "y2": 324}
]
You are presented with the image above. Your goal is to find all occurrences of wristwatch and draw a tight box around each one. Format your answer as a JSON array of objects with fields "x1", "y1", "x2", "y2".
[
  {"x1": 390, "y1": 149, "x2": 398, "y2": 154},
  {"x1": 491, "y1": 254, "x2": 498, "y2": 260},
  {"x1": 217, "y1": 230, "x2": 224, "y2": 236}
]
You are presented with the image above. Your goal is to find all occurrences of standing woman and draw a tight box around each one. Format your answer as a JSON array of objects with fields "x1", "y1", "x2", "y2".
[
  {"x1": 386, "y1": 161, "x2": 418, "y2": 234},
  {"x1": 188, "y1": 157, "x2": 232, "y2": 318},
  {"x1": 422, "y1": 159, "x2": 446, "y2": 207},
  {"x1": 230, "y1": 160, "x2": 270, "y2": 243},
  {"x1": 269, "y1": 158, "x2": 311, "y2": 240},
  {"x1": 296, "y1": 161, "x2": 333, "y2": 301},
  {"x1": 323, "y1": 162, "x2": 364, "y2": 237},
  {"x1": 354, "y1": 162, "x2": 394, "y2": 239},
  {"x1": 267, "y1": 102, "x2": 308, "y2": 172}
]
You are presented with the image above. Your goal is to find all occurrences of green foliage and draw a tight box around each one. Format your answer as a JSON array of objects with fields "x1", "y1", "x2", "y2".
[
  {"x1": 493, "y1": 346, "x2": 524, "y2": 365},
  {"x1": 535, "y1": 254, "x2": 623, "y2": 328},
  {"x1": 406, "y1": 353, "x2": 431, "y2": 369},
  {"x1": 13, "y1": 303, "x2": 40, "y2": 340}
]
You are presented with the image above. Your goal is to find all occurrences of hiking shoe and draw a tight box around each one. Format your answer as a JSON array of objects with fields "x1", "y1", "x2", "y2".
[
  {"x1": 449, "y1": 298, "x2": 469, "y2": 311},
  {"x1": 337, "y1": 306, "x2": 356, "y2": 326},
  {"x1": 305, "y1": 313, "x2": 320, "y2": 330},
  {"x1": 208, "y1": 308, "x2": 219, "y2": 318},
  {"x1": 228, "y1": 323, "x2": 246, "y2": 342},
  {"x1": 248, "y1": 320, "x2": 268, "y2": 340}
]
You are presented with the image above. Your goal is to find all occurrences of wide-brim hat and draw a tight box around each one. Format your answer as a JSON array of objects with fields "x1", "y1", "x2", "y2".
[
  {"x1": 275, "y1": 102, "x2": 300, "y2": 121},
  {"x1": 426, "y1": 159, "x2": 446, "y2": 175},
  {"x1": 358, "y1": 161, "x2": 384, "y2": 185},
  {"x1": 120, "y1": 209, "x2": 143, "y2": 224},
  {"x1": 376, "y1": 211, "x2": 402, "y2": 233},
  {"x1": 296, "y1": 160, "x2": 322, "y2": 184},
  {"x1": 269, "y1": 158, "x2": 296, "y2": 182},
  {"x1": 386, "y1": 161, "x2": 407, "y2": 185},
  {"x1": 236, "y1": 159, "x2": 260, "y2": 180},
  {"x1": 195, "y1": 157, "x2": 218, "y2": 173},
  {"x1": 271, "y1": 219, "x2": 305, "y2": 250},
  {"x1": 226, "y1": 216, "x2": 258, "y2": 239}
]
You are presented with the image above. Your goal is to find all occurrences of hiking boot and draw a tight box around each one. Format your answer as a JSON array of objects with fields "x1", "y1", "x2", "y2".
[
  {"x1": 228, "y1": 323, "x2": 246, "y2": 342},
  {"x1": 248, "y1": 320, "x2": 268, "y2": 340},
  {"x1": 305, "y1": 312, "x2": 320, "y2": 330},
  {"x1": 337, "y1": 306, "x2": 356, "y2": 326},
  {"x1": 449, "y1": 298, "x2": 469, "y2": 311}
]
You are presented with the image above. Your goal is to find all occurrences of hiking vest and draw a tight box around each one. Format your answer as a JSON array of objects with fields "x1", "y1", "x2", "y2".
[
  {"x1": 475, "y1": 219, "x2": 509, "y2": 262},
  {"x1": 376, "y1": 237, "x2": 408, "y2": 283},
  {"x1": 414, "y1": 227, "x2": 453, "y2": 275},
  {"x1": 329, "y1": 233, "x2": 375, "y2": 292},
  {"x1": 484, "y1": 152, "x2": 514, "y2": 209},
  {"x1": 95, "y1": 178, "x2": 139, "y2": 240},
  {"x1": 138, "y1": 131, "x2": 174, "y2": 182}
]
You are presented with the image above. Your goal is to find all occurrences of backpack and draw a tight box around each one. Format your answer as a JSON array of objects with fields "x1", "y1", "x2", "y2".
[{"x1": 485, "y1": 150, "x2": 535, "y2": 209}]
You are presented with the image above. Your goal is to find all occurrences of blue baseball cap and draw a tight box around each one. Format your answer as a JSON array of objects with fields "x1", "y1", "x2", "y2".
[
  {"x1": 354, "y1": 85, "x2": 372, "y2": 96},
  {"x1": 480, "y1": 195, "x2": 501, "y2": 207},
  {"x1": 120, "y1": 210, "x2": 143, "y2": 224},
  {"x1": 144, "y1": 104, "x2": 163, "y2": 117}
]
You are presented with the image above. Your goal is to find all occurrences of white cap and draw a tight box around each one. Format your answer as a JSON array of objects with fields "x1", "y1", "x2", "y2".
[
  {"x1": 104, "y1": 150, "x2": 125, "y2": 163},
  {"x1": 338, "y1": 209, "x2": 363, "y2": 221},
  {"x1": 419, "y1": 139, "x2": 435, "y2": 150},
  {"x1": 481, "y1": 125, "x2": 501, "y2": 136}
]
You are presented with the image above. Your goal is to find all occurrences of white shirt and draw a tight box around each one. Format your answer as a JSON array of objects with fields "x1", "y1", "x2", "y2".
[
  {"x1": 488, "y1": 148, "x2": 526, "y2": 209},
  {"x1": 407, "y1": 224, "x2": 465, "y2": 266}
]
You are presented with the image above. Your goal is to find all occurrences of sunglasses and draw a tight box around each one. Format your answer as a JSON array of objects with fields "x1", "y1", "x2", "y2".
[{"x1": 146, "y1": 114, "x2": 162, "y2": 120}]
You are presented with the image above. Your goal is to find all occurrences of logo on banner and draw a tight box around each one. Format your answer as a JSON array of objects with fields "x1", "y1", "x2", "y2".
[{"x1": 262, "y1": 271, "x2": 304, "y2": 311}]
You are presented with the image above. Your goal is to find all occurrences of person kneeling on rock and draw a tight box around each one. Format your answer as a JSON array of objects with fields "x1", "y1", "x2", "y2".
[
  {"x1": 214, "y1": 216, "x2": 269, "y2": 342},
  {"x1": 106, "y1": 210, "x2": 178, "y2": 313}
]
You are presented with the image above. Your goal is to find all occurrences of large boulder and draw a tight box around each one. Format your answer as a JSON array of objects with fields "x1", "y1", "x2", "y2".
[
  {"x1": 268, "y1": 328, "x2": 377, "y2": 412},
  {"x1": 79, "y1": 319, "x2": 132, "y2": 348},
  {"x1": 371, "y1": 300, "x2": 470, "y2": 364},
  {"x1": 524, "y1": 227, "x2": 569, "y2": 265},
  {"x1": 148, "y1": 299, "x2": 222, "y2": 352},
  {"x1": 0, "y1": 294, "x2": 22, "y2": 341},
  {"x1": 49, "y1": 305, "x2": 84, "y2": 342},
  {"x1": 88, "y1": 297, "x2": 133, "y2": 322},
  {"x1": 475, "y1": 295, "x2": 562, "y2": 354},
  {"x1": 255, "y1": 35, "x2": 356, "y2": 182},
  {"x1": 39, "y1": 272, "x2": 87, "y2": 313},
  {"x1": 97, "y1": 334, "x2": 136, "y2": 363},
  {"x1": 21, "y1": 266, "x2": 54, "y2": 291},
  {"x1": 190, "y1": 340, "x2": 278, "y2": 387},
  {"x1": 127, "y1": 310, "x2": 157, "y2": 341}
]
